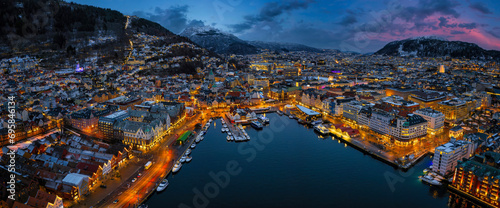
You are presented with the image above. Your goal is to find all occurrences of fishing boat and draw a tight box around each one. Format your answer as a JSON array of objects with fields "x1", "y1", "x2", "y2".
[{"x1": 157, "y1": 179, "x2": 169, "y2": 192}]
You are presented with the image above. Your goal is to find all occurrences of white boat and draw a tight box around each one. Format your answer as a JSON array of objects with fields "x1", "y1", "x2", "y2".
[
  {"x1": 157, "y1": 179, "x2": 169, "y2": 192},
  {"x1": 172, "y1": 162, "x2": 182, "y2": 173},
  {"x1": 221, "y1": 128, "x2": 226, "y2": 133},
  {"x1": 251, "y1": 121, "x2": 264, "y2": 129},
  {"x1": 200, "y1": 136, "x2": 204, "y2": 141},
  {"x1": 185, "y1": 156, "x2": 192, "y2": 162},
  {"x1": 190, "y1": 143, "x2": 196, "y2": 149},
  {"x1": 185, "y1": 149, "x2": 191, "y2": 155},
  {"x1": 195, "y1": 136, "x2": 201, "y2": 143},
  {"x1": 289, "y1": 115, "x2": 293, "y2": 119},
  {"x1": 179, "y1": 156, "x2": 186, "y2": 163},
  {"x1": 209, "y1": 118, "x2": 213, "y2": 122},
  {"x1": 223, "y1": 124, "x2": 228, "y2": 128},
  {"x1": 258, "y1": 116, "x2": 269, "y2": 124},
  {"x1": 228, "y1": 132, "x2": 232, "y2": 136},
  {"x1": 420, "y1": 175, "x2": 442, "y2": 186}
]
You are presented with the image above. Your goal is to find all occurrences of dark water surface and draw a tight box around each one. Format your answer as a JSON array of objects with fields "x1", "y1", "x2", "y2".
[{"x1": 145, "y1": 113, "x2": 478, "y2": 208}]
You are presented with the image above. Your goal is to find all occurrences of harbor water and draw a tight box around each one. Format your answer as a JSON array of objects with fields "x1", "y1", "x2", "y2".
[{"x1": 145, "y1": 113, "x2": 480, "y2": 208}]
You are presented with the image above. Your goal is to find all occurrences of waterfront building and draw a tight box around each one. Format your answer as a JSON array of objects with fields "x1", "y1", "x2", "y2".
[
  {"x1": 433, "y1": 138, "x2": 475, "y2": 175},
  {"x1": 369, "y1": 109, "x2": 394, "y2": 136},
  {"x1": 450, "y1": 151, "x2": 500, "y2": 207},
  {"x1": 435, "y1": 98, "x2": 468, "y2": 123},
  {"x1": 413, "y1": 107, "x2": 445, "y2": 135},
  {"x1": 115, "y1": 118, "x2": 169, "y2": 151},
  {"x1": 389, "y1": 113, "x2": 428, "y2": 145}
]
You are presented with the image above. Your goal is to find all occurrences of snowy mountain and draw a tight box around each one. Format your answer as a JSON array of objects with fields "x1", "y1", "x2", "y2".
[
  {"x1": 248, "y1": 41, "x2": 322, "y2": 53},
  {"x1": 180, "y1": 26, "x2": 322, "y2": 55},
  {"x1": 375, "y1": 37, "x2": 500, "y2": 59},
  {"x1": 180, "y1": 26, "x2": 258, "y2": 55}
]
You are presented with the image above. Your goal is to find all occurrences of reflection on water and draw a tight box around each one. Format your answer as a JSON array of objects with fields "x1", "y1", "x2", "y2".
[{"x1": 448, "y1": 192, "x2": 485, "y2": 208}]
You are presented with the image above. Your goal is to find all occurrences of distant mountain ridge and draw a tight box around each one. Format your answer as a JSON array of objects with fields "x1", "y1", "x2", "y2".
[
  {"x1": 375, "y1": 37, "x2": 500, "y2": 59},
  {"x1": 180, "y1": 26, "x2": 323, "y2": 55}
]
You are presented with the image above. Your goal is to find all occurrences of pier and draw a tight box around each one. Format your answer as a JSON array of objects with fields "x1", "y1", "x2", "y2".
[{"x1": 221, "y1": 117, "x2": 251, "y2": 142}]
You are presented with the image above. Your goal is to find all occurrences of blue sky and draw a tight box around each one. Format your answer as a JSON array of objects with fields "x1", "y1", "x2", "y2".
[{"x1": 71, "y1": 0, "x2": 500, "y2": 53}]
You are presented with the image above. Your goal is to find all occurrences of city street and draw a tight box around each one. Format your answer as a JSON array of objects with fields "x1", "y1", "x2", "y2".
[{"x1": 72, "y1": 113, "x2": 204, "y2": 208}]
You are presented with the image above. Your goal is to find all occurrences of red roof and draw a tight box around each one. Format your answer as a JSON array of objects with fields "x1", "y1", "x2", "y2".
[{"x1": 76, "y1": 162, "x2": 100, "y2": 173}]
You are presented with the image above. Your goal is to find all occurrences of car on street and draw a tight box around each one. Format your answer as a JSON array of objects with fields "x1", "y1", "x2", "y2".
[
  {"x1": 137, "y1": 173, "x2": 142, "y2": 178},
  {"x1": 113, "y1": 199, "x2": 119, "y2": 204},
  {"x1": 132, "y1": 178, "x2": 137, "y2": 183}
]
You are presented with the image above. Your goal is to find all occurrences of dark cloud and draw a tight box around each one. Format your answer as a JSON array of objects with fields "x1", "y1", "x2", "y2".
[
  {"x1": 469, "y1": 2, "x2": 493, "y2": 14},
  {"x1": 399, "y1": 0, "x2": 460, "y2": 21},
  {"x1": 458, "y1": 22, "x2": 477, "y2": 29},
  {"x1": 339, "y1": 15, "x2": 358, "y2": 26},
  {"x1": 132, "y1": 5, "x2": 204, "y2": 34},
  {"x1": 229, "y1": 0, "x2": 314, "y2": 33},
  {"x1": 450, "y1": 30, "x2": 465, "y2": 34},
  {"x1": 438, "y1": 17, "x2": 457, "y2": 28}
]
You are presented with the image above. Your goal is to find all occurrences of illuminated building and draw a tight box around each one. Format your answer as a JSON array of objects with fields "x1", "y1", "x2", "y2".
[
  {"x1": 450, "y1": 152, "x2": 500, "y2": 207},
  {"x1": 98, "y1": 110, "x2": 129, "y2": 141},
  {"x1": 385, "y1": 87, "x2": 417, "y2": 100},
  {"x1": 68, "y1": 105, "x2": 119, "y2": 132},
  {"x1": 408, "y1": 90, "x2": 447, "y2": 109},
  {"x1": 433, "y1": 138, "x2": 474, "y2": 175},
  {"x1": 413, "y1": 107, "x2": 445, "y2": 135},
  {"x1": 435, "y1": 98, "x2": 468, "y2": 123}
]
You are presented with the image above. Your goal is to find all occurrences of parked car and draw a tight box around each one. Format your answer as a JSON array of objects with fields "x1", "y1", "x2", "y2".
[
  {"x1": 132, "y1": 178, "x2": 137, "y2": 183},
  {"x1": 113, "y1": 199, "x2": 119, "y2": 204}
]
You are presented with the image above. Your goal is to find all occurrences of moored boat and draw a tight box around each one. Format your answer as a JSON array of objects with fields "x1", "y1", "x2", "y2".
[
  {"x1": 172, "y1": 162, "x2": 182, "y2": 173},
  {"x1": 258, "y1": 116, "x2": 269, "y2": 124},
  {"x1": 314, "y1": 124, "x2": 330, "y2": 135},
  {"x1": 251, "y1": 121, "x2": 264, "y2": 129},
  {"x1": 157, "y1": 179, "x2": 169, "y2": 192},
  {"x1": 179, "y1": 155, "x2": 186, "y2": 163}
]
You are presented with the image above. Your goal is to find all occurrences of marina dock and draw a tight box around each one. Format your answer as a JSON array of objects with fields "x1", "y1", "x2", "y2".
[{"x1": 221, "y1": 117, "x2": 251, "y2": 142}]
